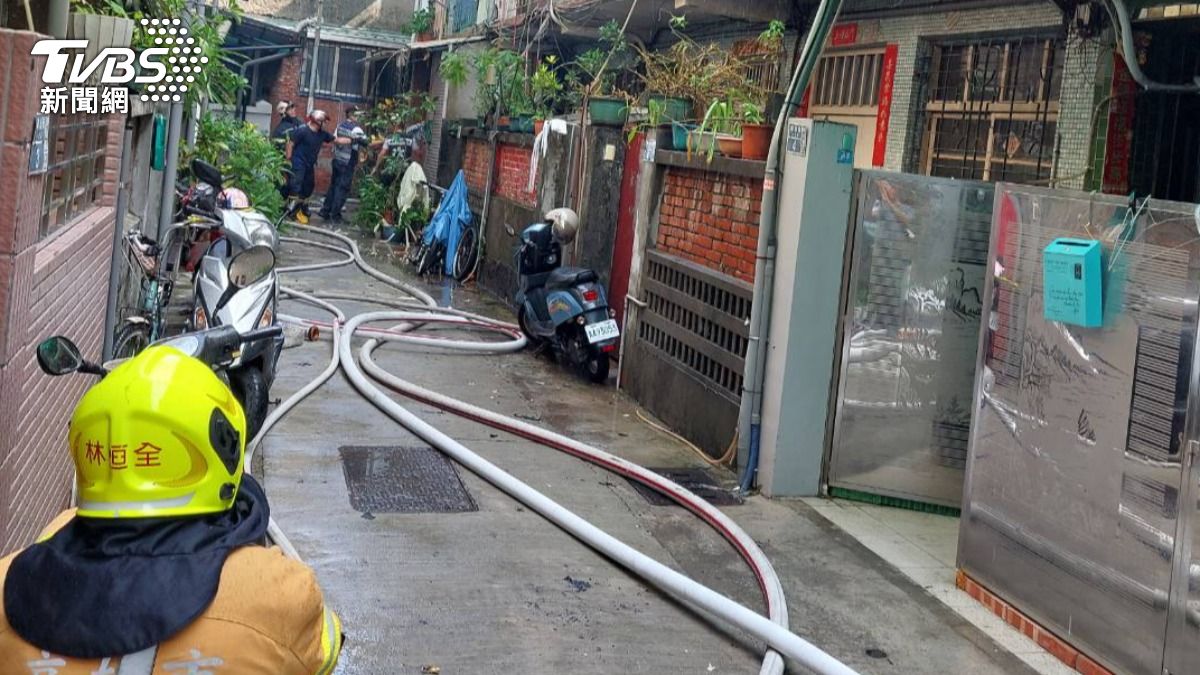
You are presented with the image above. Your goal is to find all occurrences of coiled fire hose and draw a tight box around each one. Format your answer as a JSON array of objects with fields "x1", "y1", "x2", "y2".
[{"x1": 249, "y1": 224, "x2": 857, "y2": 675}]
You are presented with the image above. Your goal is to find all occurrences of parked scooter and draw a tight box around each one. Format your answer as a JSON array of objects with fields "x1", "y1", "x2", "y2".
[
  {"x1": 514, "y1": 208, "x2": 619, "y2": 383},
  {"x1": 187, "y1": 159, "x2": 283, "y2": 439}
]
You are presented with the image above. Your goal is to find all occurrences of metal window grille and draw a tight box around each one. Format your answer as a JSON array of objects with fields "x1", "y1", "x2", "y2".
[
  {"x1": 450, "y1": 0, "x2": 479, "y2": 32},
  {"x1": 40, "y1": 114, "x2": 108, "y2": 237},
  {"x1": 811, "y1": 49, "x2": 885, "y2": 110},
  {"x1": 920, "y1": 35, "x2": 1064, "y2": 184},
  {"x1": 636, "y1": 250, "x2": 753, "y2": 401},
  {"x1": 733, "y1": 37, "x2": 783, "y2": 95},
  {"x1": 1139, "y1": 3, "x2": 1200, "y2": 18},
  {"x1": 302, "y1": 42, "x2": 371, "y2": 99}
]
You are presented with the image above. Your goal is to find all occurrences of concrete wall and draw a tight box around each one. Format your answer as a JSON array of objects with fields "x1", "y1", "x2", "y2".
[{"x1": 0, "y1": 29, "x2": 124, "y2": 554}]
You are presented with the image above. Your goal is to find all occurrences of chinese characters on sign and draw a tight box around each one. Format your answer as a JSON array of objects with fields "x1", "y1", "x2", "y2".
[
  {"x1": 872, "y1": 44, "x2": 899, "y2": 167},
  {"x1": 830, "y1": 23, "x2": 858, "y2": 47},
  {"x1": 39, "y1": 87, "x2": 129, "y2": 114}
]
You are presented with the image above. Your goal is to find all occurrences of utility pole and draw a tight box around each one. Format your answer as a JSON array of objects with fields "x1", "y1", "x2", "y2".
[{"x1": 307, "y1": 0, "x2": 323, "y2": 113}]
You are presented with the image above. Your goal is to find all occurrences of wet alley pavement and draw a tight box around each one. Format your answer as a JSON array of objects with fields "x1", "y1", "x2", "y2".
[{"x1": 261, "y1": 227, "x2": 1036, "y2": 675}]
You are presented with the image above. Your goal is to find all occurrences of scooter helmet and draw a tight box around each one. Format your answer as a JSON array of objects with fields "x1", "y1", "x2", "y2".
[
  {"x1": 545, "y1": 207, "x2": 579, "y2": 244},
  {"x1": 218, "y1": 187, "x2": 250, "y2": 210},
  {"x1": 67, "y1": 346, "x2": 247, "y2": 519}
]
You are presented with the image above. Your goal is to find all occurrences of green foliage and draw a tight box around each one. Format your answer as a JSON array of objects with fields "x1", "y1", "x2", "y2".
[
  {"x1": 352, "y1": 174, "x2": 391, "y2": 232},
  {"x1": 405, "y1": 7, "x2": 434, "y2": 34},
  {"x1": 71, "y1": 0, "x2": 246, "y2": 108},
  {"x1": 759, "y1": 20, "x2": 786, "y2": 47},
  {"x1": 567, "y1": 20, "x2": 633, "y2": 99},
  {"x1": 191, "y1": 113, "x2": 288, "y2": 221},
  {"x1": 472, "y1": 47, "x2": 530, "y2": 119},
  {"x1": 742, "y1": 102, "x2": 765, "y2": 125},
  {"x1": 530, "y1": 56, "x2": 563, "y2": 119},
  {"x1": 439, "y1": 49, "x2": 470, "y2": 87},
  {"x1": 358, "y1": 94, "x2": 436, "y2": 138}
]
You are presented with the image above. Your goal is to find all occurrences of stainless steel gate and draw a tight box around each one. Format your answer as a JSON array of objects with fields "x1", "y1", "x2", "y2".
[
  {"x1": 827, "y1": 171, "x2": 995, "y2": 508},
  {"x1": 959, "y1": 183, "x2": 1200, "y2": 675}
]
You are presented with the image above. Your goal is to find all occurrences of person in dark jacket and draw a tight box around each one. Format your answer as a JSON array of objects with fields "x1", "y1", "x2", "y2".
[
  {"x1": 272, "y1": 101, "x2": 302, "y2": 199},
  {"x1": 319, "y1": 105, "x2": 368, "y2": 223},
  {"x1": 286, "y1": 109, "x2": 351, "y2": 223}
]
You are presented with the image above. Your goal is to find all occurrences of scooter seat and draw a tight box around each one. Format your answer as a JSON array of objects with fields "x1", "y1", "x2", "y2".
[{"x1": 546, "y1": 267, "x2": 598, "y2": 289}]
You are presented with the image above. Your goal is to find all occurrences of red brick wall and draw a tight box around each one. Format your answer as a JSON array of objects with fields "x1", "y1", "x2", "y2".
[
  {"x1": 463, "y1": 138, "x2": 490, "y2": 194},
  {"x1": 266, "y1": 52, "x2": 352, "y2": 196},
  {"x1": 493, "y1": 143, "x2": 537, "y2": 208},
  {"x1": 0, "y1": 29, "x2": 123, "y2": 554},
  {"x1": 655, "y1": 167, "x2": 762, "y2": 282}
]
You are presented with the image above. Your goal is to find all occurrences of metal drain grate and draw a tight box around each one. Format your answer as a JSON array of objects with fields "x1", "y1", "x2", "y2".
[
  {"x1": 339, "y1": 446, "x2": 478, "y2": 513},
  {"x1": 626, "y1": 468, "x2": 743, "y2": 507}
]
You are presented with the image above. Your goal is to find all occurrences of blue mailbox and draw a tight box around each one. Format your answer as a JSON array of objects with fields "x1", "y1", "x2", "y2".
[{"x1": 1042, "y1": 237, "x2": 1103, "y2": 327}]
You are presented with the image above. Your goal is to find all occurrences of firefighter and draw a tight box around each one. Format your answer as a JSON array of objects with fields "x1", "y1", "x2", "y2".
[{"x1": 0, "y1": 345, "x2": 343, "y2": 674}]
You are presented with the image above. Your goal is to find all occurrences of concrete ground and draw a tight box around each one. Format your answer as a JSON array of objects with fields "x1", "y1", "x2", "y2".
[{"x1": 260, "y1": 227, "x2": 1036, "y2": 674}]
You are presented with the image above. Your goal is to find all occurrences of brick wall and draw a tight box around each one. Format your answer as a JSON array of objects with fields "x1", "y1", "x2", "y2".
[
  {"x1": 0, "y1": 29, "x2": 123, "y2": 554},
  {"x1": 654, "y1": 167, "x2": 762, "y2": 283},
  {"x1": 266, "y1": 51, "x2": 353, "y2": 196},
  {"x1": 463, "y1": 138, "x2": 490, "y2": 194},
  {"x1": 493, "y1": 143, "x2": 537, "y2": 208}
]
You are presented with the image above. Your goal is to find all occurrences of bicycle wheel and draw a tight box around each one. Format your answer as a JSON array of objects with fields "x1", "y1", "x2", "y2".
[
  {"x1": 453, "y1": 228, "x2": 478, "y2": 282},
  {"x1": 112, "y1": 322, "x2": 152, "y2": 359}
]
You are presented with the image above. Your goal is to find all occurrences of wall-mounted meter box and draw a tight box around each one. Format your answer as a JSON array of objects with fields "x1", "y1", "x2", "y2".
[{"x1": 1042, "y1": 237, "x2": 1103, "y2": 327}]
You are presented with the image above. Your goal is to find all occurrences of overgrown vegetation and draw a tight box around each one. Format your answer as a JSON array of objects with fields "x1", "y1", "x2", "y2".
[
  {"x1": 190, "y1": 113, "x2": 288, "y2": 221},
  {"x1": 70, "y1": 0, "x2": 246, "y2": 107}
]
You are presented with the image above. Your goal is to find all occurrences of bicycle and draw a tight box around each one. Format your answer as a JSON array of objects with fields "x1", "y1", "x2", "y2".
[{"x1": 113, "y1": 219, "x2": 217, "y2": 359}]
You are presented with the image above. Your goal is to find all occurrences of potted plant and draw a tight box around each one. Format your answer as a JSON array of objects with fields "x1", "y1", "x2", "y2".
[
  {"x1": 570, "y1": 20, "x2": 635, "y2": 127},
  {"x1": 408, "y1": 7, "x2": 435, "y2": 41},
  {"x1": 741, "y1": 102, "x2": 772, "y2": 160},
  {"x1": 694, "y1": 100, "x2": 742, "y2": 159},
  {"x1": 531, "y1": 56, "x2": 563, "y2": 135}
]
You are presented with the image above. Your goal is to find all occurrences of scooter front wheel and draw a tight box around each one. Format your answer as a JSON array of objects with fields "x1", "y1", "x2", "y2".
[
  {"x1": 229, "y1": 367, "x2": 269, "y2": 440},
  {"x1": 518, "y1": 306, "x2": 546, "y2": 350}
]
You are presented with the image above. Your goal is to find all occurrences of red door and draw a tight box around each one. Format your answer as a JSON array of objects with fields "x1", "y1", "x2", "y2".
[{"x1": 608, "y1": 132, "x2": 643, "y2": 336}]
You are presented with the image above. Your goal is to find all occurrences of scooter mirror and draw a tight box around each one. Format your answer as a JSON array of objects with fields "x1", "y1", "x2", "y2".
[
  {"x1": 37, "y1": 336, "x2": 83, "y2": 376},
  {"x1": 504, "y1": 224, "x2": 516, "y2": 237},
  {"x1": 191, "y1": 158, "x2": 224, "y2": 190},
  {"x1": 228, "y1": 245, "x2": 276, "y2": 289}
]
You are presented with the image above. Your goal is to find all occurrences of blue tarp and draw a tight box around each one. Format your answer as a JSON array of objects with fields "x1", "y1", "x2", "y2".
[{"x1": 422, "y1": 169, "x2": 472, "y2": 275}]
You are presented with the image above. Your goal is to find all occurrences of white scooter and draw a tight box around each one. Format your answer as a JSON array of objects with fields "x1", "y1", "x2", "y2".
[{"x1": 187, "y1": 159, "x2": 282, "y2": 439}]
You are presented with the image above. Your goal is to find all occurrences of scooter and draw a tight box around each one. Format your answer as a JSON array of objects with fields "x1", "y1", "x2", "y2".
[
  {"x1": 514, "y1": 208, "x2": 619, "y2": 383},
  {"x1": 186, "y1": 159, "x2": 283, "y2": 439}
]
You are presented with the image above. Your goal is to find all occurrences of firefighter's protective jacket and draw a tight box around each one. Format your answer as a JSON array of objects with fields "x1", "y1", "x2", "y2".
[{"x1": 0, "y1": 476, "x2": 341, "y2": 674}]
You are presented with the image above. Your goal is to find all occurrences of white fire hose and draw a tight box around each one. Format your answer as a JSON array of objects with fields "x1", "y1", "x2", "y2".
[{"x1": 249, "y1": 225, "x2": 857, "y2": 675}]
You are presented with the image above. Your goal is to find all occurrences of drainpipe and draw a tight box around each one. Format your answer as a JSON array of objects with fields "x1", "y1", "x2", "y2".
[
  {"x1": 737, "y1": 0, "x2": 842, "y2": 493},
  {"x1": 306, "y1": 0, "x2": 324, "y2": 113},
  {"x1": 47, "y1": 0, "x2": 69, "y2": 37},
  {"x1": 158, "y1": 101, "x2": 184, "y2": 239},
  {"x1": 1107, "y1": 0, "x2": 1200, "y2": 93},
  {"x1": 477, "y1": 130, "x2": 500, "y2": 280},
  {"x1": 103, "y1": 123, "x2": 135, "y2": 361}
]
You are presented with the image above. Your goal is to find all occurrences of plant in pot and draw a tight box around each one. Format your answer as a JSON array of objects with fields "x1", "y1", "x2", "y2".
[
  {"x1": 693, "y1": 99, "x2": 743, "y2": 160},
  {"x1": 740, "y1": 102, "x2": 772, "y2": 161},
  {"x1": 571, "y1": 19, "x2": 636, "y2": 127},
  {"x1": 407, "y1": 6, "x2": 435, "y2": 41},
  {"x1": 530, "y1": 56, "x2": 563, "y2": 135}
]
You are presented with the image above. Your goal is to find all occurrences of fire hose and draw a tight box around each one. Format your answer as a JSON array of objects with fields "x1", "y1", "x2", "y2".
[{"x1": 252, "y1": 224, "x2": 857, "y2": 675}]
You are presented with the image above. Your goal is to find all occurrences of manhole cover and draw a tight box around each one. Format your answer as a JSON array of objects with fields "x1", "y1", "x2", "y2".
[
  {"x1": 626, "y1": 468, "x2": 743, "y2": 507},
  {"x1": 339, "y1": 446, "x2": 477, "y2": 513}
]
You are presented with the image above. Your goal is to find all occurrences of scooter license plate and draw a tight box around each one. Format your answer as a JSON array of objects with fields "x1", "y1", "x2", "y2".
[{"x1": 585, "y1": 319, "x2": 620, "y2": 344}]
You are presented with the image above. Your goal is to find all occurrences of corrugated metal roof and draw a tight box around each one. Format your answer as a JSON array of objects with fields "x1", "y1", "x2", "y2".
[{"x1": 242, "y1": 14, "x2": 411, "y2": 49}]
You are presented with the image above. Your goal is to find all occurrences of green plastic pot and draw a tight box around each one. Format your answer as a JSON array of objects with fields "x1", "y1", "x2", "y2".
[
  {"x1": 588, "y1": 97, "x2": 628, "y2": 127},
  {"x1": 648, "y1": 95, "x2": 692, "y2": 124},
  {"x1": 671, "y1": 122, "x2": 696, "y2": 151}
]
